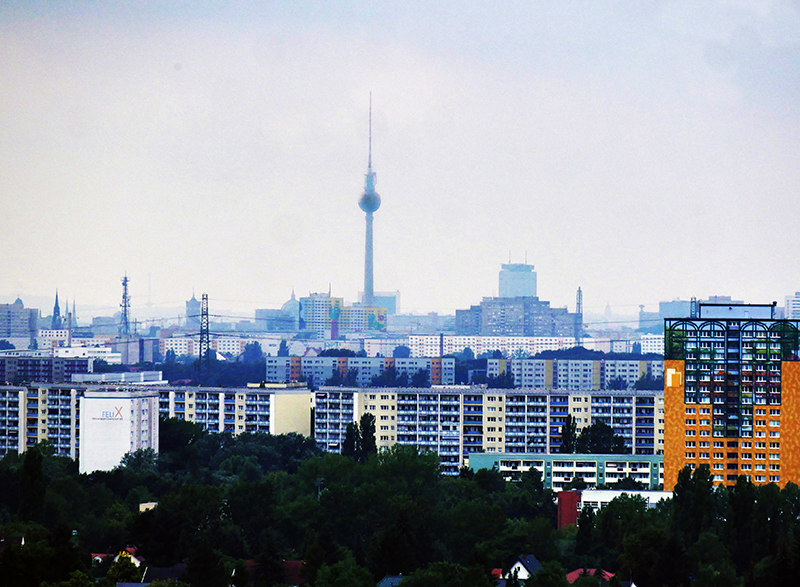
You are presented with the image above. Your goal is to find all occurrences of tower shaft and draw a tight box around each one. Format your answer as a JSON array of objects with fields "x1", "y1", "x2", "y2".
[{"x1": 364, "y1": 212, "x2": 374, "y2": 306}]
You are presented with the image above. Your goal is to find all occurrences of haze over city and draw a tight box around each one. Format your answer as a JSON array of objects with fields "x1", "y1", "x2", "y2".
[{"x1": 2, "y1": 1, "x2": 799, "y2": 320}]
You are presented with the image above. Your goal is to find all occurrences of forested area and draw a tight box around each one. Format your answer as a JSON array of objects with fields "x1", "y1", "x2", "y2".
[{"x1": 1, "y1": 419, "x2": 799, "y2": 587}]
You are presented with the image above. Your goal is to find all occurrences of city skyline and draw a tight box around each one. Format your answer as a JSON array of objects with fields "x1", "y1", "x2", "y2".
[{"x1": 2, "y1": 2, "x2": 799, "y2": 317}]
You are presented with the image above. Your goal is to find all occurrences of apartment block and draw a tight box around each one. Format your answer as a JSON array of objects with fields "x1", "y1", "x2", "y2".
[
  {"x1": 664, "y1": 303, "x2": 800, "y2": 488},
  {"x1": 79, "y1": 388, "x2": 160, "y2": 473},
  {"x1": 0, "y1": 356, "x2": 91, "y2": 384},
  {"x1": 469, "y1": 453, "x2": 664, "y2": 490},
  {"x1": 265, "y1": 356, "x2": 456, "y2": 387},
  {"x1": 486, "y1": 358, "x2": 663, "y2": 390},
  {"x1": 157, "y1": 383, "x2": 311, "y2": 436},
  {"x1": 314, "y1": 386, "x2": 664, "y2": 475}
]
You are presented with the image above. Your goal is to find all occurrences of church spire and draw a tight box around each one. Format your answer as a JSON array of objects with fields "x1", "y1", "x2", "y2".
[{"x1": 51, "y1": 290, "x2": 62, "y2": 330}]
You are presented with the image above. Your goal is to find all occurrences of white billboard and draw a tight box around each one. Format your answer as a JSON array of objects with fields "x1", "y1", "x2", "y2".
[{"x1": 79, "y1": 395, "x2": 132, "y2": 474}]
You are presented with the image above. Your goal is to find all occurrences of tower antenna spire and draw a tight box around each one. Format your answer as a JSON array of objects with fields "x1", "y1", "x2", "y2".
[
  {"x1": 359, "y1": 93, "x2": 381, "y2": 308},
  {"x1": 368, "y1": 91, "x2": 373, "y2": 171}
]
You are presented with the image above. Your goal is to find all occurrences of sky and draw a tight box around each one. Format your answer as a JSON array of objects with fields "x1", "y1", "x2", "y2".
[{"x1": 1, "y1": 1, "x2": 799, "y2": 323}]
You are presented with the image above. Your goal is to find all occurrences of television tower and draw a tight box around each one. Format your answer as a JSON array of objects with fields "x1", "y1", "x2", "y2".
[
  {"x1": 359, "y1": 94, "x2": 381, "y2": 307},
  {"x1": 119, "y1": 274, "x2": 130, "y2": 336}
]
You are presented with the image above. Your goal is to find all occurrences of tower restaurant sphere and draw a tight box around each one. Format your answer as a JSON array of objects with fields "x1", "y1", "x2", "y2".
[{"x1": 359, "y1": 190, "x2": 381, "y2": 214}]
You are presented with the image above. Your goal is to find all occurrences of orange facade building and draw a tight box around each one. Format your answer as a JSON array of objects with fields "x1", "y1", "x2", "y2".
[{"x1": 663, "y1": 303, "x2": 800, "y2": 489}]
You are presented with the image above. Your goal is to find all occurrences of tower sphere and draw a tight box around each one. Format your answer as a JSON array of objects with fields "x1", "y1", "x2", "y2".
[{"x1": 359, "y1": 190, "x2": 381, "y2": 213}]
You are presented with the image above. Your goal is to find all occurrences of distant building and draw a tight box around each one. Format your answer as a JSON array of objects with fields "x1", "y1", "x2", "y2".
[
  {"x1": 499, "y1": 263, "x2": 537, "y2": 298},
  {"x1": 265, "y1": 356, "x2": 455, "y2": 387},
  {"x1": 456, "y1": 297, "x2": 580, "y2": 338},
  {"x1": 360, "y1": 291, "x2": 400, "y2": 315},
  {"x1": 640, "y1": 333, "x2": 665, "y2": 355},
  {"x1": 486, "y1": 357, "x2": 663, "y2": 390},
  {"x1": 0, "y1": 355, "x2": 91, "y2": 384},
  {"x1": 299, "y1": 292, "x2": 386, "y2": 338},
  {"x1": 186, "y1": 294, "x2": 201, "y2": 331},
  {"x1": 786, "y1": 292, "x2": 800, "y2": 320},
  {"x1": 0, "y1": 298, "x2": 38, "y2": 348},
  {"x1": 469, "y1": 453, "x2": 664, "y2": 490}
]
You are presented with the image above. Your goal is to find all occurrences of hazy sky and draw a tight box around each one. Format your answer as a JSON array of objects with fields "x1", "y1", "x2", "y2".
[{"x1": 2, "y1": 1, "x2": 799, "y2": 321}]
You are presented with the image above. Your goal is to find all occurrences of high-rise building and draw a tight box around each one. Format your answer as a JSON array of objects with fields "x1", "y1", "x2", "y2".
[
  {"x1": 314, "y1": 386, "x2": 664, "y2": 475},
  {"x1": 79, "y1": 388, "x2": 159, "y2": 473},
  {"x1": 664, "y1": 302, "x2": 800, "y2": 488},
  {"x1": 359, "y1": 97, "x2": 381, "y2": 307},
  {"x1": 786, "y1": 293, "x2": 800, "y2": 320},
  {"x1": 0, "y1": 298, "x2": 38, "y2": 347},
  {"x1": 499, "y1": 263, "x2": 537, "y2": 298}
]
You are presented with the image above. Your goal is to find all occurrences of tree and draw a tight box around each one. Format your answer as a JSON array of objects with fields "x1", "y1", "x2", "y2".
[
  {"x1": 0, "y1": 339, "x2": 15, "y2": 350},
  {"x1": 575, "y1": 422, "x2": 626, "y2": 454},
  {"x1": 241, "y1": 341, "x2": 264, "y2": 363},
  {"x1": 342, "y1": 422, "x2": 359, "y2": 458},
  {"x1": 606, "y1": 376, "x2": 628, "y2": 390},
  {"x1": 19, "y1": 443, "x2": 46, "y2": 522},
  {"x1": 411, "y1": 368, "x2": 431, "y2": 388},
  {"x1": 358, "y1": 413, "x2": 377, "y2": 462},
  {"x1": 278, "y1": 340, "x2": 289, "y2": 356},
  {"x1": 393, "y1": 345, "x2": 412, "y2": 358},
  {"x1": 315, "y1": 556, "x2": 374, "y2": 587},
  {"x1": 318, "y1": 348, "x2": 356, "y2": 357},
  {"x1": 633, "y1": 374, "x2": 663, "y2": 390},
  {"x1": 559, "y1": 415, "x2": 577, "y2": 454},
  {"x1": 99, "y1": 556, "x2": 142, "y2": 587}
]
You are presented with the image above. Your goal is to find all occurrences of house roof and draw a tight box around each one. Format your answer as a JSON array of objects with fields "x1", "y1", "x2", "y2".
[
  {"x1": 377, "y1": 575, "x2": 404, "y2": 587},
  {"x1": 142, "y1": 562, "x2": 187, "y2": 582},
  {"x1": 516, "y1": 555, "x2": 543, "y2": 575},
  {"x1": 284, "y1": 559, "x2": 307, "y2": 585},
  {"x1": 566, "y1": 568, "x2": 615, "y2": 584}
]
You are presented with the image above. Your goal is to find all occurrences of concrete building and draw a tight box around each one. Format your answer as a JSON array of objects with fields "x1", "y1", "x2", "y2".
[
  {"x1": 265, "y1": 356, "x2": 456, "y2": 387},
  {"x1": 785, "y1": 292, "x2": 800, "y2": 320},
  {"x1": 79, "y1": 388, "x2": 159, "y2": 473},
  {"x1": 314, "y1": 386, "x2": 664, "y2": 475},
  {"x1": 640, "y1": 334, "x2": 665, "y2": 355},
  {"x1": 408, "y1": 334, "x2": 589, "y2": 358},
  {"x1": 664, "y1": 302, "x2": 800, "y2": 488},
  {"x1": 486, "y1": 358, "x2": 663, "y2": 390},
  {"x1": 0, "y1": 382, "x2": 313, "y2": 467},
  {"x1": 157, "y1": 383, "x2": 311, "y2": 436},
  {"x1": 72, "y1": 371, "x2": 167, "y2": 385},
  {"x1": 469, "y1": 452, "x2": 664, "y2": 490},
  {"x1": 499, "y1": 263, "x2": 537, "y2": 298},
  {"x1": 0, "y1": 298, "x2": 38, "y2": 349},
  {"x1": 186, "y1": 294, "x2": 201, "y2": 331},
  {"x1": 0, "y1": 355, "x2": 91, "y2": 384},
  {"x1": 456, "y1": 297, "x2": 581, "y2": 338}
]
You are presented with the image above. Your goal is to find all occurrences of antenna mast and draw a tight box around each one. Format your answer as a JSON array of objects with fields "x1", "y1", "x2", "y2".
[{"x1": 120, "y1": 274, "x2": 130, "y2": 336}]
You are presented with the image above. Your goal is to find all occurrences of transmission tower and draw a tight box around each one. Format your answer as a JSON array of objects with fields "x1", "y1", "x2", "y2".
[
  {"x1": 119, "y1": 274, "x2": 130, "y2": 336},
  {"x1": 199, "y1": 293, "x2": 210, "y2": 369},
  {"x1": 574, "y1": 286, "x2": 583, "y2": 348}
]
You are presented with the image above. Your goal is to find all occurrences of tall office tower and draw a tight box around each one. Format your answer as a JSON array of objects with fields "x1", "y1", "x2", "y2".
[
  {"x1": 358, "y1": 96, "x2": 381, "y2": 307},
  {"x1": 664, "y1": 302, "x2": 800, "y2": 489},
  {"x1": 499, "y1": 263, "x2": 537, "y2": 298}
]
